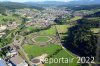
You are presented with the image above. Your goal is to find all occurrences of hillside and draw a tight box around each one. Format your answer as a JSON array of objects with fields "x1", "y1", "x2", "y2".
[{"x1": 0, "y1": 2, "x2": 44, "y2": 14}]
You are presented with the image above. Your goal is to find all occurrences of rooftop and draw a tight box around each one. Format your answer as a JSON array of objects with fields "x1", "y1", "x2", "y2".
[{"x1": 10, "y1": 55, "x2": 24, "y2": 65}]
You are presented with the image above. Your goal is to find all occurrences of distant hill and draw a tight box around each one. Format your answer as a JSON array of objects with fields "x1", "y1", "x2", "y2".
[
  {"x1": 25, "y1": 0, "x2": 100, "y2": 7},
  {"x1": 0, "y1": 2, "x2": 44, "y2": 14},
  {"x1": 24, "y1": 1, "x2": 66, "y2": 7},
  {"x1": 66, "y1": 0, "x2": 100, "y2": 5},
  {"x1": 24, "y1": 0, "x2": 100, "y2": 9},
  {"x1": 84, "y1": 11, "x2": 100, "y2": 17},
  {"x1": 65, "y1": 5, "x2": 100, "y2": 10}
]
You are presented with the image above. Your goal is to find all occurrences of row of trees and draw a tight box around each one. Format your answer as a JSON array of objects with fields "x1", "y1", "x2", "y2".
[{"x1": 54, "y1": 15, "x2": 73, "y2": 25}]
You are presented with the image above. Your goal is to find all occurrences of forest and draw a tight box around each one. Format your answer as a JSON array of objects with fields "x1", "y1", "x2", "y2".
[{"x1": 64, "y1": 12, "x2": 99, "y2": 58}]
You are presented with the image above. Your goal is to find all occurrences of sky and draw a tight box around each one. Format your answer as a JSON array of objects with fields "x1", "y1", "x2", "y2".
[{"x1": 0, "y1": 0, "x2": 73, "y2": 2}]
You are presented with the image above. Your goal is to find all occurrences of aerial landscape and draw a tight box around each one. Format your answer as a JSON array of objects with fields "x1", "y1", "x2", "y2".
[{"x1": 0, "y1": 0, "x2": 100, "y2": 66}]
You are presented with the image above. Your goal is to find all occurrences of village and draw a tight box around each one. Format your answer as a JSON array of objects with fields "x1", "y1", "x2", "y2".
[
  {"x1": 0, "y1": 2, "x2": 99, "y2": 66},
  {"x1": 0, "y1": 7, "x2": 73, "y2": 66}
]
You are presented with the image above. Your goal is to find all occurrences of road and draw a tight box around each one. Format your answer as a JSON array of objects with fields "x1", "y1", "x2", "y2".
[{"x1": 13, "y1": 34, "x2": 33, "y2": 66}]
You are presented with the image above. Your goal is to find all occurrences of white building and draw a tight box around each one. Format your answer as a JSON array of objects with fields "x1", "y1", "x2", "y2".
[{"x1": 6, "y1": 49, "x2": 17, "y2": 57}]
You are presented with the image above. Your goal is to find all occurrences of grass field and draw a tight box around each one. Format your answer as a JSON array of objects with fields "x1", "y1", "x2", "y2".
[
  {"x1": 45, "y1": 50, "x2": 78, "y2": 66},
  {"x1": 26, "y1": 26, "x2": 34, "y2": 31},
  {"x1": 23, "y1": 44, "x2": 78, "y2": 66},
  {"x1": 34, "y1": 36, "x2": 50, "y2": 42},
  {"x1": 39, "y1": 26, "x2": 56, "y2": 35},
  {"x1": 23, "y1": 44, "x2": 62, "y2": 57},
  {"x1": 70, "y1": 16, "x2": 82, "y2": 22},
  {"x1": 55, "y1": 25, "x2": 72, "y2": 33},
  {"x1": 91, "y1": 28, "x2": 99, "y2": 34}
]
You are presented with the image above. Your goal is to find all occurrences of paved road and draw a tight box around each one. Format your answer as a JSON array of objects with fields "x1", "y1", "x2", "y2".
[{"x1": 13, "y1": 35, "x2": 32, "y2": 66}]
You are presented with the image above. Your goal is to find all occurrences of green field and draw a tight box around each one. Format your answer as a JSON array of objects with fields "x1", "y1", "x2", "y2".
[
  {"x1": 21, "y1": 26, "x2": 36, "y2": 32},
  {"x1": 24, "y1": 26, "x2": 58, "y2": 44},
  {"x1": 23, "y1": 44, "x2": 78, "y2": 66},
  {"x1": 23, "y1": 25, "x2": 78, "y2": 66},
  {"x1": 91, "y1": 28, "x2": 99, "y2": 34},
  {"x1": 25, "y1": 25, "x2": 58, "y2": 38},
  {"x1": 0, "y1": 15, "x2": 21, "y2": 24},
  {"x1": 39, "y1": 26, "x2": 56, "y2": 35},
  {"x1": 55, "y1": 25, "x2": 72, "y2": 33},
  {"x1": 23, "y1": 44, "x2": 62, "y2": 57},
  {"x1": 55, "y1": 25, "x2": 71, "y2": 40},
  {"x1": 26, "y1": 26, "x2": 34, "y2": 31},
  {"x1": 70, "y1": 16, "x2": 82, "y2": 22},
  {"x1": 45, "y1": 50, "x2": 78, "y2": 66},
  {"x1": 34, "y1": 36, "x2": 50, "y2": 42}
]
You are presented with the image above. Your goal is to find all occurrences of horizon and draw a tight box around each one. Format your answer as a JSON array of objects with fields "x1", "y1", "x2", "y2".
[{"x1": 0, "y1": 0, "x2": 73, "y2": 2}]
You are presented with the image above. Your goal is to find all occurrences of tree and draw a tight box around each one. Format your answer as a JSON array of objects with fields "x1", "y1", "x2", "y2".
[
  {"x1": 12, "y1": 14, "x2": 20, "y2": 17},
  {"x1": 66, "y1": 25, "x2": 97, "y2": 57},
  {"x1": 54, "y1": 15, "x2": 72, "y2": 25}
]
